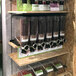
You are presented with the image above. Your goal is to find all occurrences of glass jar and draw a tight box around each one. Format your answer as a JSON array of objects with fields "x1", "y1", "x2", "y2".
[
  {"x1": 17, "y1": 0, "x2": 23, "y2": 11},
  {"x1": 23, "y1": 0, "x2": 32, "y2": 11}
]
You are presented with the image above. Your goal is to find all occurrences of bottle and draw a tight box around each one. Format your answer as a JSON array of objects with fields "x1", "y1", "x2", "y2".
[
  {"x1": 50, "y1": 0, "x2": 59, "y2": 11},
  {"x1": 38, "y1": 0, "x2": 49, "y2": 11},
  {"x1": 32, "y1": 0, "x2": 39, "y2": 11},
  {"x1": 42, "y1": 0, "x2": 47, "y2": 11},
  {"x1": 23, "y1": 0, "x2": 32, "y2": 11},
  {"x1": 38, "y1": 0, "x2": 50, "y2": 11},
  {"x1": 17, "y1": 0, "x2": 23, "y2": 11},
  {"x1": 59, "y1": 0, "x2": 64, "y2": 11},
  {"x1": 38, "y1": 0, "x2": 43, "y2": 11},
  {"x1": 46, "y1": 0, "x2": 50, "y2": 11}
]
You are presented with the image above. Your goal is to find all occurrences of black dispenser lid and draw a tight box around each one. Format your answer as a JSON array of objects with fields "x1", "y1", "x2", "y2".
[
  {"x1": 59, "y1": 0, "x2": 64, "y2": 5},
  {"x1": 46, "y1": 0, "x2": 50, "y2": 4},
  {"x1": 53, "y1": 0, "x2": 58, "y2": 3},
  {"x1": 38, "y1": 0, "x2": 42, "y2": 4},
  {"x1": 30, "y1": 0, "x2": 35, "y2": 4},
  {"x1": 22, "y1": 0, "x2": 27, "y2": 3}
]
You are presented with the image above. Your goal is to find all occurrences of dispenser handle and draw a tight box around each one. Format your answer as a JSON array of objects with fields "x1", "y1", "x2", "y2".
[{"x1": 28, "y1": 64, "x2": 36, "y2": 76}]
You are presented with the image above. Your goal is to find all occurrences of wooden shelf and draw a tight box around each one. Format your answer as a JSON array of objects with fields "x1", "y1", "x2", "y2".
[
  {"x1": 8, "y1": 42, "x2": 18, "y2": 48},
  {"x1": 8, "y1": 11, "x2": 68, "y2": 14},
  {"x1": 9, "y1": 50, "x2": 69, "y2": 66}
]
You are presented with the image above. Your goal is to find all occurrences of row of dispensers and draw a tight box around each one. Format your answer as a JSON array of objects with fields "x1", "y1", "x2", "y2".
[
  {"x1": 13, "y1": 61, "x2": 67, "y2": 76},
  {"x1": 11, "y1": 15, "x2": 66, "y2": 54}
]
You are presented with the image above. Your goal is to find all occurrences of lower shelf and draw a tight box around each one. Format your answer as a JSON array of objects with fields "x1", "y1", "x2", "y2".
[
  {"x1": 11, "y1": 71, "x2": 72, "y2": 76},
  {"x1": 9, "y1": 49, "x2": 69, "y2": 66}
]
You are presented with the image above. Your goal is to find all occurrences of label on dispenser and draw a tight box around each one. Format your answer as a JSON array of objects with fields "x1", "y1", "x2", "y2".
[
  {"x1": 24, "y1": 73, "x2": 33, "y2": 76},
  {"x1": 55, "y1": 63, "x2": 63, "y2": 69},
  {"x1": 45, "y1": 67, "x2": 53, "y2": 72},
  {"x1": 32, "y1": 4, "x2": 39, "y2": 11},
  {"x1": 39, "y1": 5, "x2": 50, "y2": 11},
  {"x1": 50, "y1": 3, "x2": 59, "y2": 11},
  {"x1": 35, "y1": 70, "x2": 43, "y2": 76}
]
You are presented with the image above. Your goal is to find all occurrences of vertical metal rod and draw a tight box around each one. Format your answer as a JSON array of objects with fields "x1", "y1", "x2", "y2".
[{"x1": 52, "y1": 16, "x2": 54, "y2": 40}]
